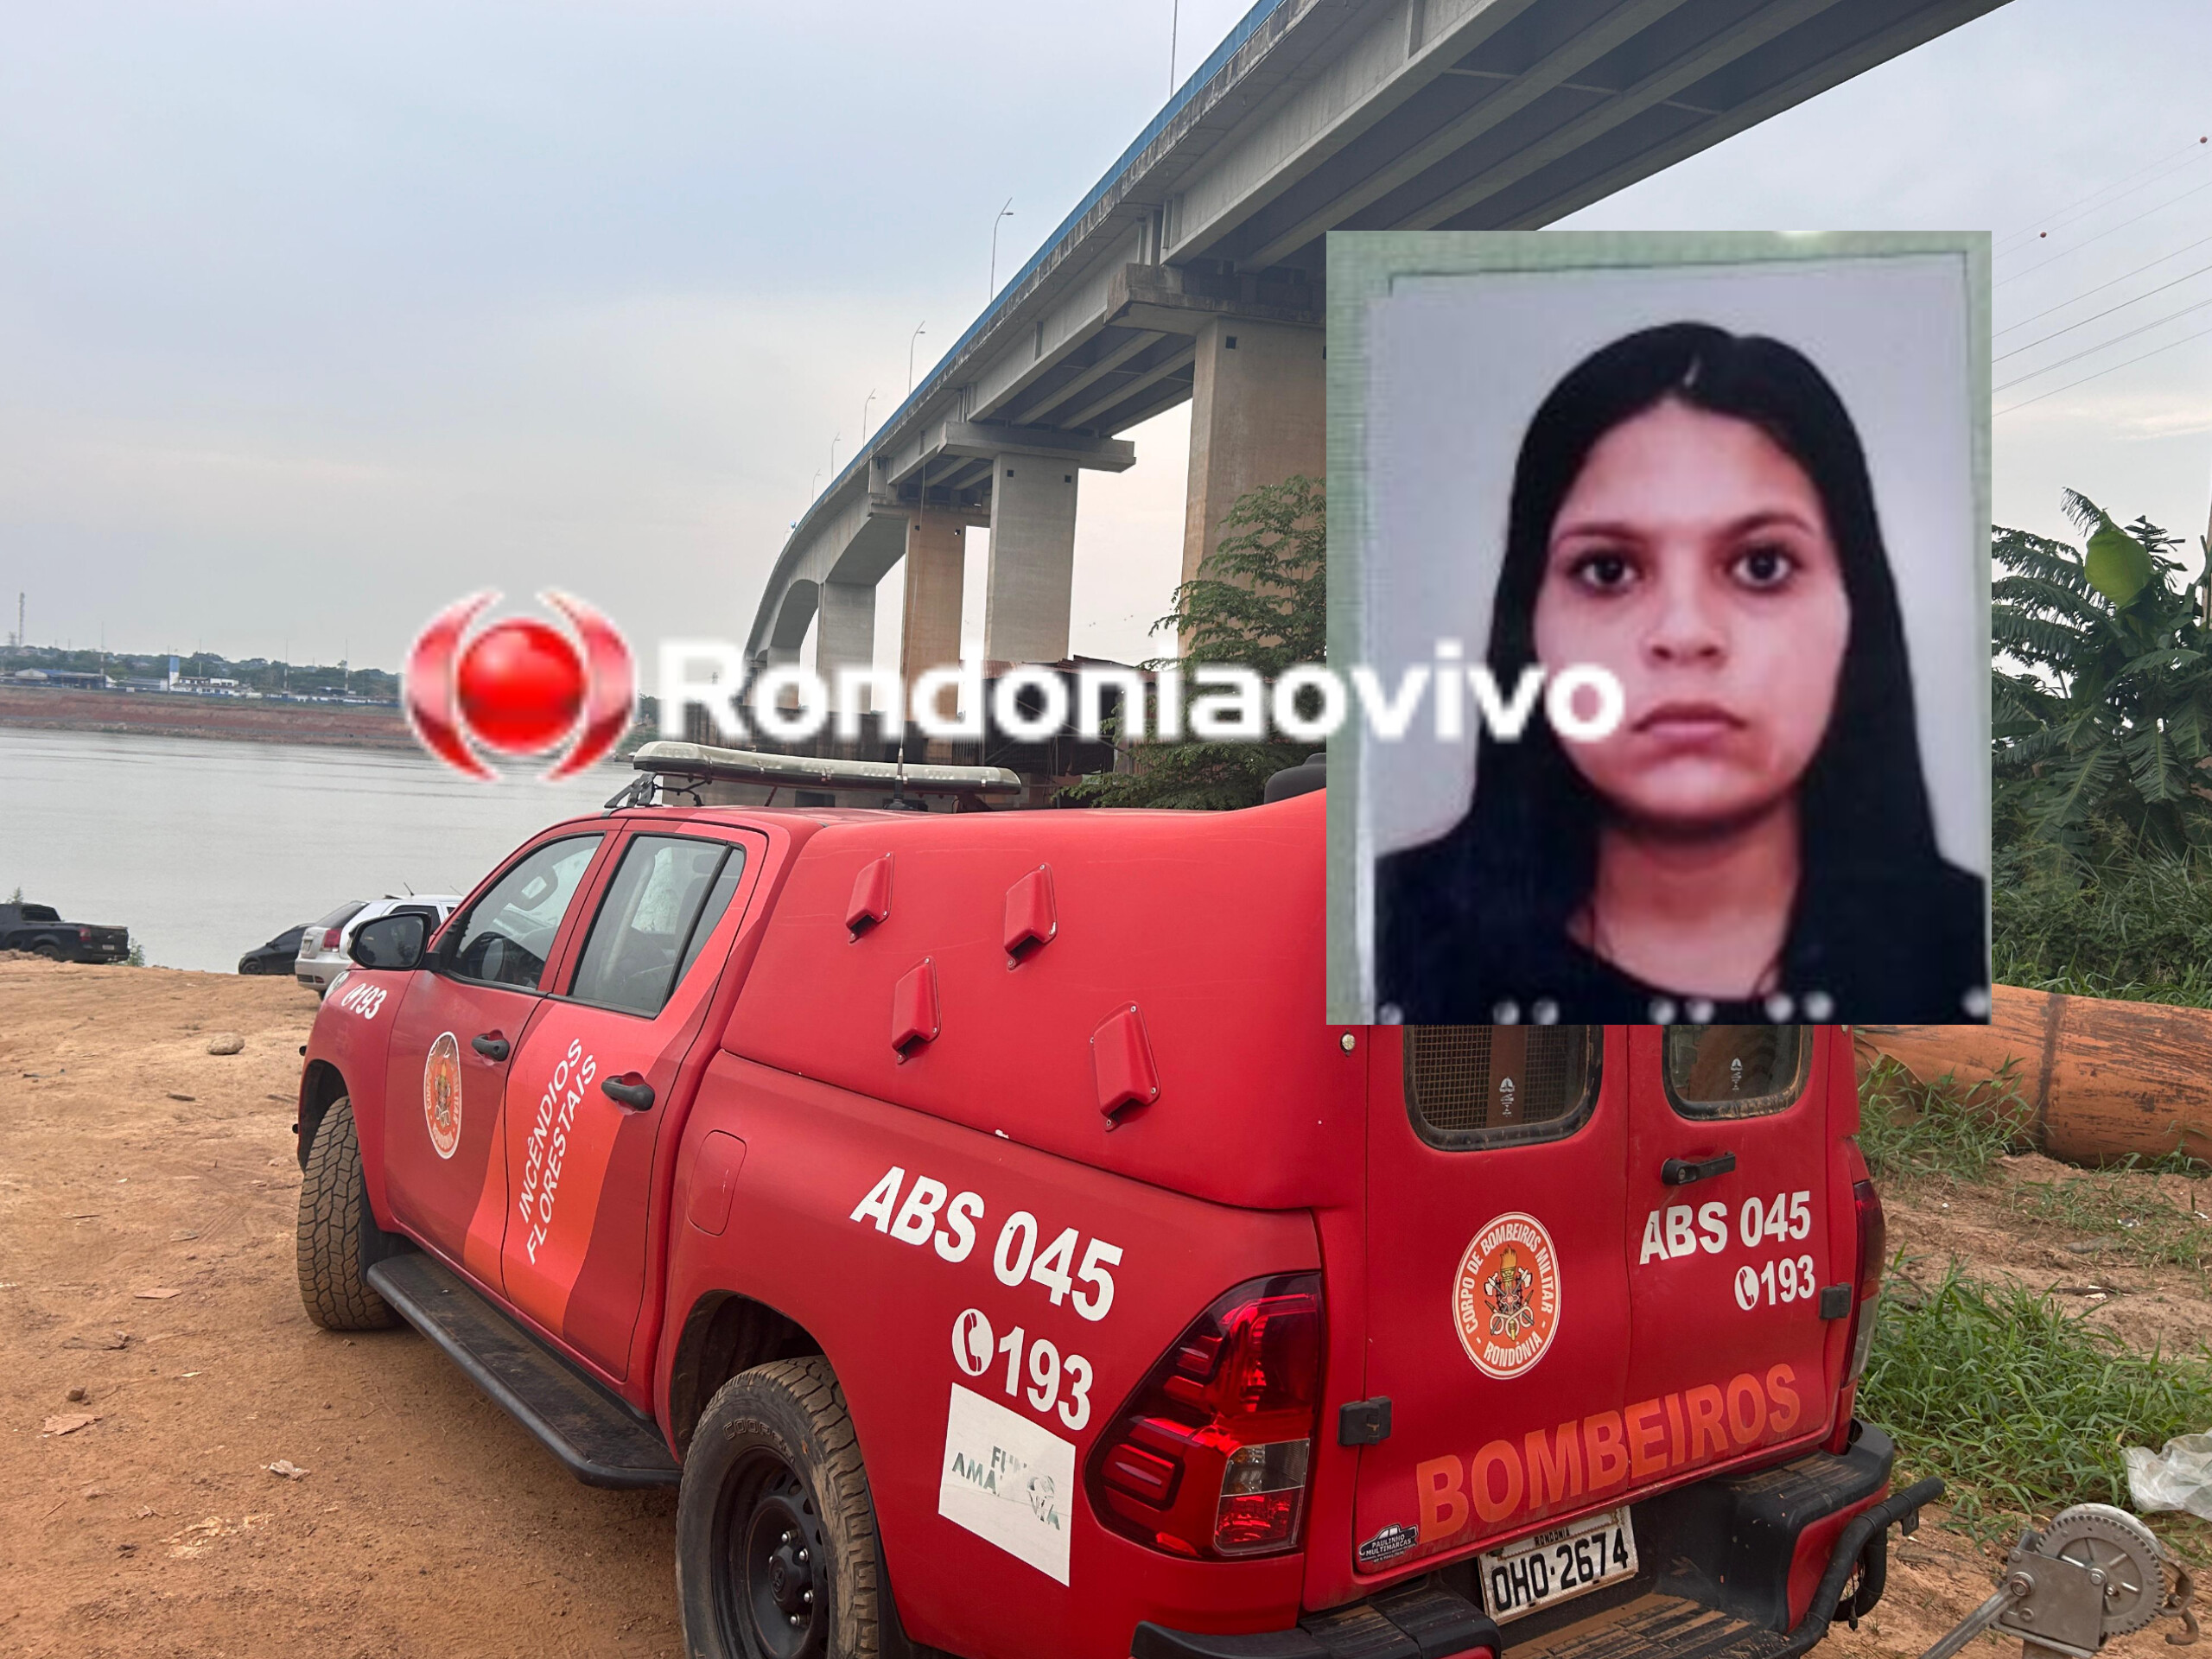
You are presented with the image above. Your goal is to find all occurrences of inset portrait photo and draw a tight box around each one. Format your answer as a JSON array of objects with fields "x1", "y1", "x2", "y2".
[{"x1": 1325, "y1": 233, "x2": 1990, "y2": 1027}]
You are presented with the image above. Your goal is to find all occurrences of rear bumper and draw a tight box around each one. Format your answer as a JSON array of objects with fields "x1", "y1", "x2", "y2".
[
  {"x1": 1134, "y1": 1425, "x2": 1935, "y2": 1659},
  {"x1": 1134, "y1": 1583, "x2": 1500, "y2": 1659}
]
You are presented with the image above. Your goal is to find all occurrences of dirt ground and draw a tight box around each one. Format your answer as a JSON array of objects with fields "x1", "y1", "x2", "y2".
[
  {"x1": 0, "y1": 961, "x2": 682, "y2": 1659},
  {"x1": 1821, "y1": 1149, "x2": 2212, "y2": 1659},
  {"x1": 2, "y1": 959, "x2": 2205, "y2": 1657}
]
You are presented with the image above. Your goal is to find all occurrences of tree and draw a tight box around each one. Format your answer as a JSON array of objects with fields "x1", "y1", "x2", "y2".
[
  {"x1": 1993, "y1": 489, "x2": 2212, "y2": 860},
  {"x1": 1065, "y1": 474, "x2": 1324, "y2": 810}
]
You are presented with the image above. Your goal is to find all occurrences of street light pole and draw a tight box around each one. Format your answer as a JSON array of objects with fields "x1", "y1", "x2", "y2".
[
  {"x1": 908, "y1": 321, "x2": 926, "y2": 394},
  {"x1": 988, "y1": 199, "x2": 1014, "y2": 302},
  {"x1": 1170, "y1": 0, "x2": 1180, "y2": 93},
  {"x1": 829, "y1": 431, "x2": 841, "y2": 481},
  {"x1": 861, "y1": 389, "x2": 876, "y2": 447}
]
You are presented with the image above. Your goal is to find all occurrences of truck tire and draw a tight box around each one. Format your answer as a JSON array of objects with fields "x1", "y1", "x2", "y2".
[
  {"x1": 295, "y1": 1094, "x2": 402, "y2": 1331},
  {"x1": 677, "y1": 1357, "x2": 887, "y2": 1659},
  {"x1": 34, "y1": 941, "x2": 62, "y2": 961}
]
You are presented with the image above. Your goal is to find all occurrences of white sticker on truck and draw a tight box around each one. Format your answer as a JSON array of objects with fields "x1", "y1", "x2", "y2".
[{"x1": 938, "y1": 1382, "x2": 1074, "y2": 1586}]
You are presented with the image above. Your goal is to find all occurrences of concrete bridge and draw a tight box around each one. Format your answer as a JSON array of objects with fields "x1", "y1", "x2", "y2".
[{"x1": 746, "y1": 0, "x2": 2006, "y2": 694}]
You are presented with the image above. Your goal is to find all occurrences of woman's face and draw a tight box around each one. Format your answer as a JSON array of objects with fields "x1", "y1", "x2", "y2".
[{"x1": 1530, "y1": 397, "x2": 1851, "y2": 831}]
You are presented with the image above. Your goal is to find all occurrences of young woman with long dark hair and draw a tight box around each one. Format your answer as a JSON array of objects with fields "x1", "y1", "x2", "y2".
[{"x1": 1375, "y1": 321, "x2": 1986, "y2": 1025}]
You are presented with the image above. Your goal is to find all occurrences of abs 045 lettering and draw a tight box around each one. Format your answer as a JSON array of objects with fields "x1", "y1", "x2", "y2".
[
  {"x1": 850, "y1": 1166, "x2": 1122, "y2": 1323},
  {"x1": 1637, "y1": 1190, "x2": 1811, "y2": 1266}
]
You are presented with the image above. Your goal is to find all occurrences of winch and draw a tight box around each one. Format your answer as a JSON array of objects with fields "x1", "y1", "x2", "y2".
[{"x1": 1919, "y1": 1503, "x2": 2197, "y2": 1659}]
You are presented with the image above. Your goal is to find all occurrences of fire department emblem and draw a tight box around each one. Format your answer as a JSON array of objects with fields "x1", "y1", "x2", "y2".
[
  {"x1": 1452, "y1": 1211, "x2": 1561, "y2": 1379},
  {"x1": 423, "y1": 1032, "x2": 463, "y2": 1160}
]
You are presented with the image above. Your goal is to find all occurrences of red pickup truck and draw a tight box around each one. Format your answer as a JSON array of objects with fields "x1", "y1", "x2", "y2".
[{"x1": 294, "y1": 749, "x2": 1928, "y2": 1659}]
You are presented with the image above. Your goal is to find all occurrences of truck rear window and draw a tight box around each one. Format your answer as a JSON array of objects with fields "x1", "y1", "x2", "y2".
[
  {"x1": 1662, "y1": 1027, "x2": 1810, "y2": 1119},
  {"x1": 1402, "y1": 1026, "x2": 1599, "y2": 1149}
]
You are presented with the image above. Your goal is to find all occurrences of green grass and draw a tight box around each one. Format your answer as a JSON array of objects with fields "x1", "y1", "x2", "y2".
[
  {"x1": 1861, "y1": 1262, "x2": 2212, "y2": 1541},
  {"x1": 2010, "y1": 1162, "x2": 2212, "y2": 1272},
  {"x1": 1858, "y1": 1058, "x2": 2037, "y2": 1185},
  {"x1": 1994, "y1": 843, "x2": 2212, "y2": 1007},
  {"x1": 2003, "y1": 966, "x2": 2212, "y2": 1007}
]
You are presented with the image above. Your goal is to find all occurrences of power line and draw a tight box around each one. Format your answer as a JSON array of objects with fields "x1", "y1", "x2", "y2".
[
  {"x1": 1994, "y1": 257, "x2": 2212, "y2": 363},
  {"x1": 1993, "y1": 137, "x2": 2209, "y2": 257},
  {"x1": 1993, "y1": 136, "x2": 2209, "y2": 255},
  {"x1": 1995, "y1": 318, "x2": 2212, "y2": 417},
  {"x1": 1997, "y1": 174, "x2": 2212, "y2": 289},
  {"x1": 1996, "y1": 231, "x2": 2212, "y2": 336},
  {"x1": 1994, "y1": 291, "x2": 2212, "y2": 393}
]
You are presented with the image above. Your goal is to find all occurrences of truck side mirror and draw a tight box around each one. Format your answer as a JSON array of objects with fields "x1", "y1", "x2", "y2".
[{"x1": 351, "y1": 912, "x2": 429, "y2": 971}]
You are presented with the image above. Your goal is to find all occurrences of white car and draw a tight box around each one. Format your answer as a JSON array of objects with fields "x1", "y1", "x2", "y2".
[{"x1": 295, "y1": 894, "x2": 460, "y2": 995}]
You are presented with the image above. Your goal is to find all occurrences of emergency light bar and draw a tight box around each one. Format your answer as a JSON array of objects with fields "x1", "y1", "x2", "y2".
[{"x1": 627, "y1": 741, "x2": 1025, "y2": 798}]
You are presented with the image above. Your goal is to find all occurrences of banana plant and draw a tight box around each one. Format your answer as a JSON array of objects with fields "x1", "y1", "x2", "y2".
[{"x1": 1993, "y1": 490, "x2": 2212, "y2": 858}]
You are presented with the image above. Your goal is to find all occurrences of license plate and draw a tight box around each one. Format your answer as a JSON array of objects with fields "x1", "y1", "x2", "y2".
[{"x1": 1478, "y1": 1507, "x2": 1637, "y2": 1624}]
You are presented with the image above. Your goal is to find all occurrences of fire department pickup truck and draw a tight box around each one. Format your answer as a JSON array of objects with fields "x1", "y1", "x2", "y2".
[{"x1": 294, "y1": 744, "x2": 1929, "y2": 1659}]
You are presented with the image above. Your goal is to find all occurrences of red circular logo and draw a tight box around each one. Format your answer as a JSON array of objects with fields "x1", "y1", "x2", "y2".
[
  {"x1": 1452, "y1": 1211, "x2": 1562, "y2": 1379},
  {"x1": 456, "y1": 620, "x2": 587, "y2": 753},
  {"x1": 402, "y1": 591, "x2": 634, "y2": 781},
  {"x1": 423, "y1": 1031, "x2": 463, "y2": 1160}
]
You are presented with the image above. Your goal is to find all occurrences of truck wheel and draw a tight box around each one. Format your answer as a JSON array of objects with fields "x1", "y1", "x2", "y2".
[
  {"x1": 34, "y1": 942, "x2": 62, "y2": 961},
  {"x1": 296, "y1": 1094, "x2": 402, "y2": 1331},
  {"x1": 677, "y1": 1357, "x2": 886, "y2": 1659}
]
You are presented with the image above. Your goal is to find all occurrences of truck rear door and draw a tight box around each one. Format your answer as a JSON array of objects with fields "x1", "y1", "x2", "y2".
[
  {"x1": 1354, "y1": 1025, "x2": 1631, "y2": 1575},
  {"x1": 1620, "y1": 1026, "x2": 1837, "y2": 1467}
]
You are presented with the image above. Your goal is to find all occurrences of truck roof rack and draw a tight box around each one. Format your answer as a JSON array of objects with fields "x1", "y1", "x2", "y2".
[{"x1": 613, "y1": 741, "x2": 1025, "y2": 809}]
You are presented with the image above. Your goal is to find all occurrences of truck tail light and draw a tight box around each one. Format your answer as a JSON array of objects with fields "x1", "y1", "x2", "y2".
[
  {"x1": 78, "y1": 926, "x2": 92, "y2": 942},
  {"x1": 1086, "y1": 1273, "x2": 1323, "y2": 1561},
  {"x1": 1845, "y1": 1178, "x2": 1886, "y2": 1382},
  {"x1": 322, "y1": 928, "x2": 342, "y2": 949}
]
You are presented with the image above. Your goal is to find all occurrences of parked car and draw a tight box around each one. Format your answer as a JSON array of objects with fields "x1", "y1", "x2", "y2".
[
  {"x1": 0, "y1": 900, "x2": 130, "y2": 963},
  {"x1": 291, "y1": 747, "x2": 1918, "y2": 1659},
  {"x1": 239, "y1": 925, "x2": 308, "y2": 976},
  {"x1": 293, "y1": 900, "x2": 366, "y2": 991},
  {"x1": 295, "y1": 896, "x2": 457, "y2": 995}
]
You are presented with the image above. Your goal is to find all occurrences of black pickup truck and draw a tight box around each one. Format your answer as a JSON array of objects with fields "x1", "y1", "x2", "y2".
[{"x1": 0, "y1": 902, "x2": 131, "y2": 963}]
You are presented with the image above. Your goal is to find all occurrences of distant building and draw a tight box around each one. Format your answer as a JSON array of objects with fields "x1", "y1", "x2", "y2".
[{"x1": 10, "y1": 668, "x2": 106, "y2": 688}]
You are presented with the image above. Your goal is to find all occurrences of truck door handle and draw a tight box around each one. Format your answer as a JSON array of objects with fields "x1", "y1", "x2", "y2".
[
  {"x1": 601, "y1": 1074, "x2": 655, "y2": 1111},
  {"x1": 1662, "y1": 1151, "x2": 1737, "y2": 1185},
  {"x1": 471, "y1": 1033, "x2": 511, "y2": 1061}
]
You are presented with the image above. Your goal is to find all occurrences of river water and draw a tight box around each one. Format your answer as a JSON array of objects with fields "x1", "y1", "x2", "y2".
[{"x1": 0, "y1": 727, "x2": 625, "y2": 972}]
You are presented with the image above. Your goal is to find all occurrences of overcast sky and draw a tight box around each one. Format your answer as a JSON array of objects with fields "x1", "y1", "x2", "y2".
[{"x1": 3, "y1": 0, "x2": 2209, "y2": 676}]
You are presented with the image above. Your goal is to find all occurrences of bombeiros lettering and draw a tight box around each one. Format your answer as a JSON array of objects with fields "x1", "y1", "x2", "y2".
[{"x1": 1415, "y1": 1363, "x2": 1808, "y2": 1544}]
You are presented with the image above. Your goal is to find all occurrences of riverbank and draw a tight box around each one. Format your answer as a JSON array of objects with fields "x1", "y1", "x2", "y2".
[{"x1": 0, "y1": 685, "x2": 413, "y2": 750}]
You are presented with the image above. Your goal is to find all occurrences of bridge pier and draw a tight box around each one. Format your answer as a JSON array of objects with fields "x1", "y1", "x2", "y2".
[
  {"x1": 1181, "y1": 315, "x2": 1324, "y2": 585},
  {"x1": 816, "y1": 580, "x2": 876, "y2": 684},
  {"x1": 901, "y1": 505, "x2": 969, "y2": 721},
  {"x1": 982, "y1": 459, "x2": 1081, "y2": 665}
]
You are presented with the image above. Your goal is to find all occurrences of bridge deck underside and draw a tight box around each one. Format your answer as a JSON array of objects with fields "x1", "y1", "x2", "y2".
[{"x1": 745, "y1": 0, "x2": 2004, "y2": 659}]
